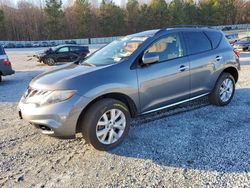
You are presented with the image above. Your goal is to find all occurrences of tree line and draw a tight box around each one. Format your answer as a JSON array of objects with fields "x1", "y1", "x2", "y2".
[{"x1": 0, "y1": 0, "x2": 249, "y2": 41}]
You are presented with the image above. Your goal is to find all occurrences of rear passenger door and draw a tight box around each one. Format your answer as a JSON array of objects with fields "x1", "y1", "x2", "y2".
[
  {"x1": 183, "y1": 31, "x2": 222, "y2": 97},
  {"x1": 69, "y1": 46, "x2": 81, "y2": 61}
]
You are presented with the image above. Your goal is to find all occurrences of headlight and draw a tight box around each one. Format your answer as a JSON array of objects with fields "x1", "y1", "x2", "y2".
[{"x1": 25, "y1": 90, "x2": 76, "y2": 106}]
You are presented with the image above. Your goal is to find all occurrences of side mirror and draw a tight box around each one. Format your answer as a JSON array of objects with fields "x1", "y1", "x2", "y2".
[{"x1": 142, "y1": 52, "x2": 159, "y2": 65}]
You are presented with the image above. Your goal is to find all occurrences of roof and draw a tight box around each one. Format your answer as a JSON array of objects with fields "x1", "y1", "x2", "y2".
[{"x1": 128, "y1": 26, "x2": 219, "y2": 38}]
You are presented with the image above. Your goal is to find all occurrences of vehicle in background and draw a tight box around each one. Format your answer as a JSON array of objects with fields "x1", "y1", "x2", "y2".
[
  {"x1": 65, "y1": 40, "x2": 77, "y2": 45},
  {"x1": 222, "y1": 26, "x2": 232, "y2": 31},
  {"x1": 25, "y1": 43, "x2": 33, "y2": 48},
  {"x1": 16, "y1": 43, "x2": 24, "y2": 48},
  {"x1": 233, "y1": 37, "x2": 250, "y2": 51},
  {"x1": 41, "y1": 41, "x2": 49, "y2": 47},
  {"x1": 4, "y1": 43, "x2": 16, "y2": 48},
  {"x1": 34, "y1": 44, "x2": 90, "y2": 66},
  {"x1": 50, "y1": 41, "x2": 57, "y2": 47},
  {"x1": 226, "y1": 33, "x2": 239, "y2": 45},
  {"x1": 32, "y1": 42, "x2": 41, "y2": 47},
  {"x1": 19, "y1": 27, "x2": 240, "y2": 150},
  {"x1": 0, "y1": 46, "x2": 15, "y2": 82}
]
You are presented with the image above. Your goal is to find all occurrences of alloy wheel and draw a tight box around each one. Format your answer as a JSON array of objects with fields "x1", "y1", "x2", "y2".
[{"x1": 96, "y1": 109, "x2": 126, "y2": 145}]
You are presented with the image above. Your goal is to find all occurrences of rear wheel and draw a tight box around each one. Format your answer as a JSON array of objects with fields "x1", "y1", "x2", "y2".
[
  {"x1": 45, "y1": 58, "x2": 56, "y2": 66},
  {"x1": 0, "y1": 75, "x2": 2, "y2": 82},
  {"x1": 81, "y1": 99, "x2": 131, "y2": 151},
  {"x1": 209, "y1": 73, "x2": 235, "y2": 106}
]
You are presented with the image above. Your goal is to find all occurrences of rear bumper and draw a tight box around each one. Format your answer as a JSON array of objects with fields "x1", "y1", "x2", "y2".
[
  {"x1": 18, "y1": 95, "x2": 92, "y2": 139},
  {"x1": 1, "y1": 69, "x2": 15, "y2": 76}
]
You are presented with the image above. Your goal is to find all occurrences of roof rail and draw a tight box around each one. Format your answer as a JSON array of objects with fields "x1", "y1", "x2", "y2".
[
  {"x1": 154, "y1": 25, "x2": 213, "y2": 35},
  {"x1": 169, "y1": 24, "x2": 210, "y2": 28}
]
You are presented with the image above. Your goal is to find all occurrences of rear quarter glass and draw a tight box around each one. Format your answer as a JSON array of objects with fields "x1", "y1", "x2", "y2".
[{"x1": 204, "y1": 31, "x2": 223, "y2": 49}]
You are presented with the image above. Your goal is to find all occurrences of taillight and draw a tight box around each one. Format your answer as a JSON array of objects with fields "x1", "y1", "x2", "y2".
[
  {"x1": 234, "y1": 49, "x2": 240, "y2": 58},
  {"x1": 3, "y1": 59, "x2": 11, "y2": 65}
]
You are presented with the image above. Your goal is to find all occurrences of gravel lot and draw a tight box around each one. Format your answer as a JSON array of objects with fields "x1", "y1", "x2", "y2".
[{"x1": 0, "y1": 48, "x2": 250, "y2": 188}]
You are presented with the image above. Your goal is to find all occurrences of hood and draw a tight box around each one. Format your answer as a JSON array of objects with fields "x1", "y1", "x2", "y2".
[{"x1": 30, "y1": 63, "x2": 104, "y2": 90}]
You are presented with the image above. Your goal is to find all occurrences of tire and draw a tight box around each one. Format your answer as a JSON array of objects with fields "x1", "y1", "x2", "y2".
[
  {"x1": 45, "y1": 58, "x2": 56, "y2": 66},
  {"x1": 0, "y1": 75, "x2": 2, "y2": 82},
  {"x1": 81, "y1": 99, "x2": 131, "y2": 151},
  {"x1": 209, "y1": 73, "x2": 235, "y2": 106}
]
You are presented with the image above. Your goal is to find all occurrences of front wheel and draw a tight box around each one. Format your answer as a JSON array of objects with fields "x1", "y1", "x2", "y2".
[
  {"x1": 45, "y1": 58, "x2": 56, "y2": 66},
  {"x1": 81, "y1": 99, "x2": 131, "y2": 151},
  {"x1": 209, "y1": 73, "x2": 235, "y2": 106}
]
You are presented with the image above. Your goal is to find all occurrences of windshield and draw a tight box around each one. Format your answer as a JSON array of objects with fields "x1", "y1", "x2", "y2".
[{"x1": 83, "y1": 36, "x2": 148, "y2": 66}]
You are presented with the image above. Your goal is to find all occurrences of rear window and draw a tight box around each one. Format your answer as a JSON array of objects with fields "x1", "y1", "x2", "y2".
[
  {"x1": 183, "y1": 31, "x2": 212, "y2": 55},
  {"x1": 0, "y1": 46, "x2": 5, "y2": 55},
  {"x1": 205, "y1": 31, "x2": 222, "y2": 48}
]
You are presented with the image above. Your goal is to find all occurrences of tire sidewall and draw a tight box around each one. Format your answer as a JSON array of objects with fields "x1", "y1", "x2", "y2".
[
  {"x1": 84, "y1": 99, "x2": 131, "y2": 151},
  {"x1": 45, "y1": 57, "x2": 55, "y2": 66}
]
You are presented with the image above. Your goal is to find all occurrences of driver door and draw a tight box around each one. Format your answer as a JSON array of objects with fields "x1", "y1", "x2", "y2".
[
  {"x1": 56, "y1": 47, "x2": 70, "y2": 62},
  {"x1": 137, "y1": 33, "x2": 190, "y2": 113}
]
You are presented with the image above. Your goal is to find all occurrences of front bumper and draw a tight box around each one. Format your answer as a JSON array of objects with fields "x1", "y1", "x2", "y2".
[
  {"x1": 33, "y1": 54, "x2": 43, "y2": 62},
  {"x1": 18, "y1": 94, "x2": 91, "y2": 139}
]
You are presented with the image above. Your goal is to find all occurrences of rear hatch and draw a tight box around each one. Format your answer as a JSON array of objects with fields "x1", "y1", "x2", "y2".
[{"x1": 0, "y1": 46, "x2": 15, "y2": 75}]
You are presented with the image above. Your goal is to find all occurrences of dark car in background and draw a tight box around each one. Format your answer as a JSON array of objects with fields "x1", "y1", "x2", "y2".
[
  {"x1": 0, "y1": 46, "x2": 15, "y2": 82},
  {"x1": 34, "y1": 44, "x2": 90, "y2": 65},
  {"x1": 233, "y1": 37, "x2": 250, "y2": 51},
  {"x1": 226, "y1": 33, "x2": 239, "y2": 45}
]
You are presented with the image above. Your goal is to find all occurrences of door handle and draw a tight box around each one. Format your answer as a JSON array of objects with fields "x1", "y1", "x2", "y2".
[
  {"x1": 215, "y1": 56, "x2": 222, "y2": 61},
  {"x1": 179, "y1": 65, "x2": 189, "y2": 72}
]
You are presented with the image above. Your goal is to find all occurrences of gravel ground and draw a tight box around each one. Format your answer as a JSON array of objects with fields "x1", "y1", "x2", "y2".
[{"x1": 0, "y1": 49, "x2": 250, "y2": 188}]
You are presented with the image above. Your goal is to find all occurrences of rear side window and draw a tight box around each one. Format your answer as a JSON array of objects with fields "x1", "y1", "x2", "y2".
[
  {"x1": 70, "y1": 47, "x2": 80, "y2": 52},
  {"x1": 183, "y1": 31, "x2": 212, "y2": 55},
  {"x1": 0, "y1": 46, "x2": 5, "y2": 55},
  {"x1": 205, "y1": 31, "x2": 222, "y2": 49}
]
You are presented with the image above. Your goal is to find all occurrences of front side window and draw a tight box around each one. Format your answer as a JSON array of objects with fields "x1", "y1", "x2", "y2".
[
  {"x1": 57, "y1": 47, "x2": 69, "y2": 53},
  {"x1": 146, "y1": 34, "x2": 184, "y2": 62}
]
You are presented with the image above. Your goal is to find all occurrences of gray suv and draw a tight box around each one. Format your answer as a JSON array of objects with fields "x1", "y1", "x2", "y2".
[
  {"x1": 18, "y1": 27, "x2": 240, "y2": 150},
  {"x1": 0, "y1": 46, "x2": 15, "y2": 82}
]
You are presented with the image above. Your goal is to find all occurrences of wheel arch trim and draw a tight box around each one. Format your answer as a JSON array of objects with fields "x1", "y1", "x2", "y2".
[{"x1": 75, "y1": 92, "x2": 138, "y2": 133}]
